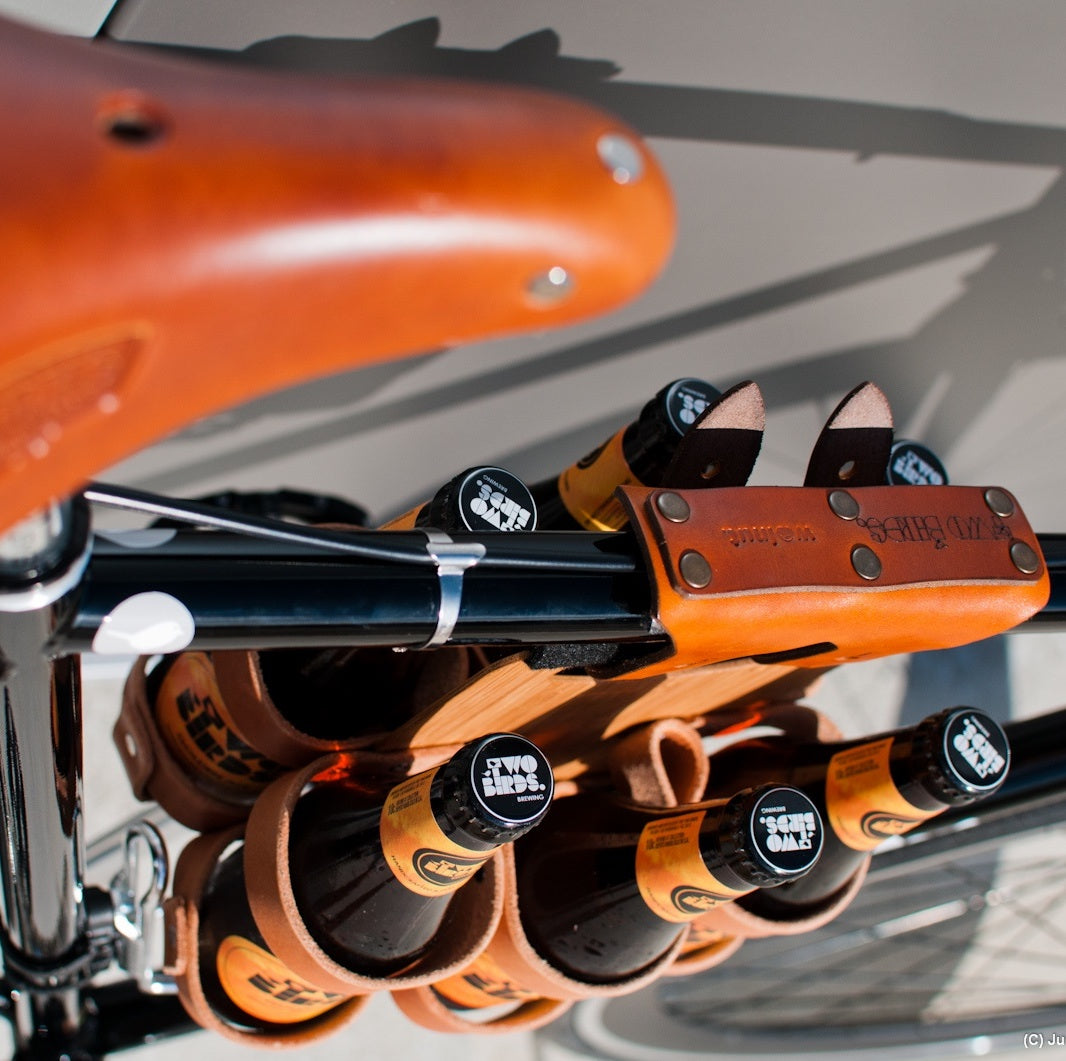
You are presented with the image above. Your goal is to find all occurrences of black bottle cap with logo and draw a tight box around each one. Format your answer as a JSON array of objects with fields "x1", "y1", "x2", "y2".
[
  {"x1": 424, "y1": 467, "x2": 538, "y2": 533},
  {"x1": 913, "y1": 708, "x2": 1010, "y2": 804},
  {"x1": 624, "y1": 378, "x2": 722, "y2": 484},
  {"x1": 717, "y1": 785, "x2": 824, "y2": 888},
  {"x1": 639, "y1": 378, "x2": 721, "y2": 442},
  {"x1": 436, "y1": 733, "x2": 555, "y2": 846},
  {"x1": 886, "y1": 439, "x2": 949, "y2": 486}
]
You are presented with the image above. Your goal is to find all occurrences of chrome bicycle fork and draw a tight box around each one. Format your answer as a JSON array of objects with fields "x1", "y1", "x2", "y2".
[{"x1": 0, "y1": 501, "x2": 176, "y2": 1058}]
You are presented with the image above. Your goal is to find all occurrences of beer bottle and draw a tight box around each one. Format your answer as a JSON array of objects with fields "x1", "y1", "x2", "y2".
[
  {"x1": 506, "y1": 784, "x2": 822, "y2": 986},
  {"x1": 703, "y1": 707, "x2": 1010, "y2": 912},
  {"x1": 196, "y1": 733, "x2": 554, "y2": 1029},
  {"x1": 886, "y1": 439, "x2": 949, "y2": 486},
  {"x1": 528, "y1": 377, "x2": 720, "y2": 530},
  {"x1": 382, "y1": 465, "x2": 538, "y2": 532},
  {"x1": 145, "y1": 650, "x2": 287, "y2": 805},
  {"x1": 144, "y1": 637, "x2": 474, "y2": 803}
]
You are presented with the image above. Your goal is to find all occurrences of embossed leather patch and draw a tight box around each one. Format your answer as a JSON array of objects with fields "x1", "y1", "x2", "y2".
[{"x1": 618, "y1": 484, "x2": 1049, "y2": 676}]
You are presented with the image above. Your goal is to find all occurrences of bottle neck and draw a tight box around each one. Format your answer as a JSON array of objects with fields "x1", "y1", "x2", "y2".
[
  {"x1": 884, "y1": 730, "x2": 950, "y2": 812},
  {"x1": 709, "y1": 723, "x2": 975, "y2": 812}
]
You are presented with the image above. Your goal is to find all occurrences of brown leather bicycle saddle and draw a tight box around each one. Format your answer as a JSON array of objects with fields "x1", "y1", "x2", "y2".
[{"x1": 0, "y1": 16, "x2": 675, "y2": 532}]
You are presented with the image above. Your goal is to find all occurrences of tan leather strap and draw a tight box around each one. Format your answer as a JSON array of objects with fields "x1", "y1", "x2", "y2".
[
  {"x1": 688, "y1": 700, "x2": 870, "y2": 941},
  {"x1": 661, "y1": 932, "x2": 744, "y2": 977},
  {"x1": 0, "y1": 15, "x2": 673, "y2": 533},
  {"x1": 402, "y1": 723, "x2": 708, "y2": 1031},
  {"x1": 607, "y1": 717, "x2": 709, "y2": 807},
  {"x1": 376, "y1": 650, "x2": 815, "y2": 782},
  {"x1": 212, "y1": 646, "x2": 472, "y2": 767},
  {"x1": 243, "y1": 750, "x2": 504, "y2": 994},
  {"x1": 421, "y1": 844, "x2": 683, "y2": 1005},
  {"x1": 803, "y1": 382, "x2": 894, "y2": 488},
  {"x1": 167, "y1": 827, "x2": 368, "y2": 1046},
  {"x1": 662, "y1": 380, "x2": 765, "y2": 490},
  {"x1": 391, "y1": 983, "x2": 571, "y2": 1035},
  {"x1": 114, "y1": 658, "x2": 251, "y2": 832},
  {"x1": 694, "y1": 857, "x2": 870, "y2": 940},
  {"x1": 617, "y1": 483, "x2": 1049, "y2": 677}
]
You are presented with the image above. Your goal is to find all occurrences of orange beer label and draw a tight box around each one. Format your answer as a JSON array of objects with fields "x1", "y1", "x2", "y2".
[
  {"x1": 636, "y1": 811, "x2": 749, "y2": 924},
  {"x1": 432, "y1": 947, "x2": 540, "y2": 1009},
  {"x1": 153, "y1": 653, "x2": 283, "y2": 796},
  {"x1": 379, "y1": 769, "x2": 491, "y2": 898},
  {"x1": 216, "y1": 935, "x2": 346, "y2": 1024},
  {"x1": 825, "y1": 738, "x2": 937, "y2": 850},
  {"x1": 557, "y1": 426, "x2": 633, "y2": 531}
]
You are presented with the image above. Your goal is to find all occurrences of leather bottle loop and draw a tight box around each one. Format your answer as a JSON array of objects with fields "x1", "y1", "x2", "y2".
[
  {"x1": 211, "y1": 650, "x2": 358, "y2": 768},
  {"x1": 695, "y1": 857, "x2": 870, "y2": 940},
  {"x1": 661, "y1": 380, "x2": 765, "y2": 490},
  {"x1": 607, "y1": 717, "x2": 709, "y2": 807},
  {"x1": 115, "y1": 658, "x2": 251, "y2": 832},
  {"x1": 243, "y1": 751, "x2": 504, "y2": 996},
  {"x1": 661, "y1": 932, "x2": 745, "y2": 977},
  {"x1": 688, "y1": 700, "x2": 871, "y2": 942},
  {"x1": 168, "y1": 826, "x2": 368, "y2": 1046},
  {"x1": 214, "y1": 644, "x2": 475, "y2": 767},
  {"x1": 397, "y1": 720, "x2": 711, "y2": 1032},
  {"x1": 396, "y1": 841, "x2": 685, "y2": 1031},
  {"x1": 391, "y1": 979, "x2": 572, "y2": 1035}
]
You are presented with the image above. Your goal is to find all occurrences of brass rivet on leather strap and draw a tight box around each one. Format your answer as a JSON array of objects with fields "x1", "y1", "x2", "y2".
[
  {"x1": 828, "y1": 490, "x2": 859, "y2": 521},
  {"x1": 984, "y1": 488, "x2": 1015, "y2": 518},
  {"x1": 679, "y1": 550, "x2": 712, "y2": 588},
  {"x1": 656, "y1": 492, "x2": 690, "y2": 523},
  {"x1": 851, "y1": 545, "x2": 882, "y2": 581},
  {"x1": 1010, "y1": 540, "x2": 1040, "y2": 575}
]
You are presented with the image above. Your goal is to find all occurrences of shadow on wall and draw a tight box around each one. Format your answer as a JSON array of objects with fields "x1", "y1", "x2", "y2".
[{"x1": 121, "y1": 19, "x2": 1066, "y2": 500}]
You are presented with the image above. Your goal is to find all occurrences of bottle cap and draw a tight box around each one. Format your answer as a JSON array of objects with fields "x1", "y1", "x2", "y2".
[
  {"x1": 919, "y1": 708, "x2": 1010, "y2": 802},
  {"x1": 428, "y1": 467, "x2": 537, "y2": 532},
  {"x1": 647, "y1": 378, "x2": 721, "y2": 439},
  {"x1": 444, "y1": 733, "x2": 555, "y2": 844},
  {"x1": 886, "y1": 440, "x2": 949, "y2": 486},
  {"x1": 722, "y1": 785, "x2": 824, "y2": 887}
]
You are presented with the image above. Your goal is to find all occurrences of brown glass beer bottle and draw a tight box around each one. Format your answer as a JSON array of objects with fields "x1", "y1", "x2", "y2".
[
  {"x1": 527, "y1": 377, "x2": 720, "y2": 530},
  {"x1": 145, "y1": 650, "x2": 287, "y2": 805},
  {"x1": 145, "y1": 638, "x2": 474, "y2": 803},
  {"x1": 703, "y1": 707, "x2": 1010, "y2": 912},
  {"x1": 505, "y1": 784, "x2": 822, "y2": 986},
  {"x1": 195, "y1": 733, "x2": 554, "y2": 1029}
]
